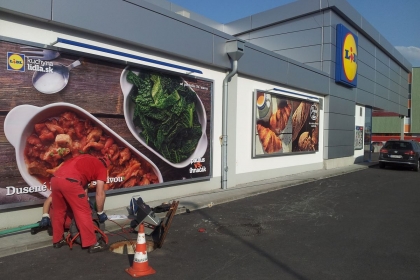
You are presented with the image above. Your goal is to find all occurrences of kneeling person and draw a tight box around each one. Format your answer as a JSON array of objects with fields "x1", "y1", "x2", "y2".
[{"x1": 50, "y1": 154, "x2": 110, "y2": 253}]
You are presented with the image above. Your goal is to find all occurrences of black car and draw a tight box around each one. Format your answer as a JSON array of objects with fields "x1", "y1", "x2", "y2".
[{"x1": 379, "y1": 140, "x2": 420, "y2": 171}]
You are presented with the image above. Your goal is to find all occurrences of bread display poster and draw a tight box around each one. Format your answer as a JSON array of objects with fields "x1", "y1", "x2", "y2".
[
  {"x1": 254, "y1": 89, "x2": 319, "y2": 156},
  {"x1": 0, "y1": 40, "x2": 212, "y2": 209}
]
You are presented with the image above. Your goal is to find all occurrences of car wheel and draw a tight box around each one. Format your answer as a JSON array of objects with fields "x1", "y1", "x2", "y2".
[{"x1": 379, "y1": 162, "x2": 385, "y2": 169}]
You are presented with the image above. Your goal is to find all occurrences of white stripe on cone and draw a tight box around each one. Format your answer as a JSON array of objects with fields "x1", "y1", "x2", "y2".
[
  {"x1": 133, "y1": 251, "x2": 148, "y2": 263},
  {"x1": 137, "y1": 233, "x2": 146, "y2": 244}
]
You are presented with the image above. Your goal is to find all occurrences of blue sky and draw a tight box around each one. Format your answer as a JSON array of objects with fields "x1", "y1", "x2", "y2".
[{"x1": 169, "y1": 0, "x2": 420, "y2": 67}]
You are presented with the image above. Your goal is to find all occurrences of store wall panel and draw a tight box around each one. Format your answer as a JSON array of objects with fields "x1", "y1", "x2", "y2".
[
  {"x1": 375, "y1": 72, "x2": 390, "y2": 91},
  {"x1": 357, "y1": 75, "x2": 375, "y2": 94},
  {"x1": 358, "y1": 47, "x2": 376, "y2": 69},
  {"x1": 223, "y1": 16, "x2": 252, "y2": 35},
  {"x1": 357, "y1": 33, "x2": 376, "y2": 56},
  {"x1": 375, "y1": 83, "x2": 389, "y2": 100},
  {"x1": 330, "y1": 0, "x2": 361, "y2": 29},
  {"x1": 169, "y1": 2, "x2": 224, "y2": 31},
  {"x1": 360, "y1": 17, "x2": 380, "y2": 43},
  {"x1": 322, "y1": 9, "x2": 332, "y2": 26},
  {"x1": 389, "y1": 59, "x2": 400, "y2": 75},
  {"x1": 325, "y1": 129, "x2": 355, "y2": 146},
  {"x1": 250, "y1": 0, "x2": 319, "y2": 30},
  {"x1": 322, "y1": 60, "x2": 335, "y2": 76},
  {"x1": 375, "y1": 59, "x2": 390, "y2": 79},
  {"x1": 374, "y1": 96, "x2": 389, "y2": 110},
  {"x1": 236, "y1": 33, "x2": 250, "y2": 41},
  {"x1": 400, "y1": 96, "x2": 408, "y2": 112},
  {"x1": 389, "y1": 68, "x2": 400, "y2": 85},
  {"x1": 400, "y1": 83, "x2": 408, "y2": 98},
  {"x1": 400, "y1": 81, "x2": 409, "y2": 92},
  {"x1": 142, "y1": 0, "x2": 170, "y2": 10},
  {"x1": 0, "y1": 0, "x2": 51, "y2": 20},
  {"x1": 239, "y1": 48, "x2": 289, "y2": 85},
  {"x1": 376, "y1": 48, "x2": 390, "y2": 67},
  {"x1": 53, "y1": 0, "x2": 216, "y2": 65},
  {"x1": 378, "y1": 34, "x2": 396, "y2": 60},
  {"x1": 246, "y1": 13, "x2": 324, "y2": 40},
  {"x1": 325, "y1": 144, "x2": 355, "y2": 159},
  {"x1": 392, "y1": 49, "x2": 406, "y2": 68},
  {"x1": 400, "y1": 105, "x2": 409, "y2": 117},
  {"x1": 213, "y1": 35, "x2": 234, "y2": 67},
  {"x1": 389, "y1": 91, "x2": 399, "y2": 104},
  {"x1": 248, "y1": 28, "x2": 322, "y2": 51},
  {"x1": 400, "y1": 71, "x2": 409, "y2": 84},
  {"x1": 274, "y1": 45, "x2": 322, "y2": 64},
  {"x1": 287, "y1": 63, "x2": 330, "y2": 95},
  {"x1": 322, "y1": 43, "x2": 334, "y2": 62},
  {"x1": 389, "y1": 80, "x2": 400, "y2": 95},
  {"x1": 355, "y1": 88, "x2": 374, "y2": 106},
  {"x1": 375, "y1": 59, "x2": 389, "y2": 78},
  {"x1": 327, "y1": 109, "x2": 355, "y2": 130},
  {"x1": 388, "y1": 102, "x2": 399, "y2": 114},
  {"x1": 323, "y1": 26, "x2": 335, "y2": 45},
  {"x1": 329, "y1": 81, "x2": 356, "y2": 101},
  {"x1": 304, "y1": 61, "x2": 322, "y2": 71},
  {"x1": 329, "y1": 12, "x2": 343, "y2": 28},
  {"x1": 323, "y1": 96, "x2": 355, "y2": 118},
  {"x1": 357, "y1": 61, "x2": 375, "y2": 82}
]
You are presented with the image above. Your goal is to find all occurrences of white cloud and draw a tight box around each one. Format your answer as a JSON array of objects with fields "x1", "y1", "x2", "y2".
[{"x1": 395, "y1": 46, "x2": 420, "y2": 67}]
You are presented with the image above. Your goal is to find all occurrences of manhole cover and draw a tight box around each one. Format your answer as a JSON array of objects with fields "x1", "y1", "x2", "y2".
[
  {"x1": 109, "y1": 240, "x2": 156, "y2": 255},
  {"x1": 216, "y1": 223, "x2": 262, "y2": 237}
]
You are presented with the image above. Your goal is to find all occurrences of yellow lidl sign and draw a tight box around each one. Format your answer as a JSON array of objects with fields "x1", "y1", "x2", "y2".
[
  {"x1": 7, "y1": 52, "x2": 25, "y2": 72},
  {"x1": 335, "y1": 24, "x2": 358, "y2": 87}
]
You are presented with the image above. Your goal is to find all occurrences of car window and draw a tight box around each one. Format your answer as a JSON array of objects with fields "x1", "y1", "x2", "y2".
[{"x1": 383, "y1": 141, "x2": 412, "y2": 150}]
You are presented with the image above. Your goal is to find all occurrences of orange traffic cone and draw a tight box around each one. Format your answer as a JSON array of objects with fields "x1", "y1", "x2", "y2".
[{"x1": 126, "y1": 223, "x2": 156, "y2": 278}]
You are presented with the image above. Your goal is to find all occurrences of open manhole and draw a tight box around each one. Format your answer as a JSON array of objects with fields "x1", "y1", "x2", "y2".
[
  {"x1": 216, "y1": 223, "x2": 263, "y2": 237},
  {"x1": 109, "y1": 240, "x2": 156, "y2": 255}
]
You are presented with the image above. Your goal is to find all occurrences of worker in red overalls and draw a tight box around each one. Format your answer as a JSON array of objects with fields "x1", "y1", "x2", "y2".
[{"x1": 50, "y1": 154, "x2": 110, "y2": 253}]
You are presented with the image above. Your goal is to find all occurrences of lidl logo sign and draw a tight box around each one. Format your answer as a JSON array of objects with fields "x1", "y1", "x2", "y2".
[
  {"x1": 7, "y1": 52, "x2": 25, "y2": 72},
  {"x1": 335, "y1": 24, "x2": 358, "y2": 87}
]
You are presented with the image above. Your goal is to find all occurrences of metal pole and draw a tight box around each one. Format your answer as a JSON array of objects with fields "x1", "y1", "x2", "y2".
[{"x1": 221, "y1": 60, "x2": 238, "y2": 190}]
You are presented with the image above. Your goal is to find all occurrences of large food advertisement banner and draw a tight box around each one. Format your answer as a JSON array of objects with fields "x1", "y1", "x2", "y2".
[
  {"x1": 0, "y1": 40, "x2": 212, "y2": 209},
  {"x1": 253, "y1": 89, "x2": 319, "y2": 157}
]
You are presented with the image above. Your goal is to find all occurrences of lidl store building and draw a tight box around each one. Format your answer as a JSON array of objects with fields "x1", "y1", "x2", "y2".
[{"x1": 0, "y1": 0, "x2": 411, "y2": 228}]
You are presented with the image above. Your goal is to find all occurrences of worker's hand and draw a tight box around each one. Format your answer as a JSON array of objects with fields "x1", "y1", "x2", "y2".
[
  {"x1": 39, "y1": 214, "x2": 51, "y2": 227},
  {"x1": 97, "y1": 212, "x2": 108, "y2": 223}
]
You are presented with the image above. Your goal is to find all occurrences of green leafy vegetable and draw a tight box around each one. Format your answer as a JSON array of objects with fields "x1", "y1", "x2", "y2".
[{"x1": 127, "y1": 70, "x2": 202, "y2": 163}]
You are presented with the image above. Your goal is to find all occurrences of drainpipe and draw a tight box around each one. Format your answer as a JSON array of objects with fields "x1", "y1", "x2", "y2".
[{"x1": 221, "y1": 40, "x2": 245, "y2": 190}]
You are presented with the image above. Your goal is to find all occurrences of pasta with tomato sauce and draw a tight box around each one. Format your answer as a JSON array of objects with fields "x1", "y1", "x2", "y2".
[{"x1": 24, "y1": 111, "x2": 159, "y2": 192}]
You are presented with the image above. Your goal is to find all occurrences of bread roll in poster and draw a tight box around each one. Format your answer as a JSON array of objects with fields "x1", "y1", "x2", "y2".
[
  {"x1": 269, "y1": 102, "x2": 292, "y2": 135},
  {"x1": 298, "y1": 131, "x2": 316, "y2": 151},
  {"x1": 257, "y1": 124, "x2": 282, "y2": 153},
  {"x1": 292, "y1": 102, "x2": 311, "y2": 141}
]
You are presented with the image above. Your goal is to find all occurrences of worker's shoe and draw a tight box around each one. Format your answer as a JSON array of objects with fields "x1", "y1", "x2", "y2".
[
  {"x1": 53, "y1": 239, "x2": 67, "y2": 249},
  {"x1": 88, "y1": 240, "x2": 109, "y2": 254}
]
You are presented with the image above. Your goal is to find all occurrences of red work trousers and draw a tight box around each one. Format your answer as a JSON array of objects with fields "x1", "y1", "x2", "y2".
[
  {"x1": 51, "y1": 177, "x2": 97, "y2": 247},
  {"x1": 49, "y1": 203, "x2": 73, "y2": 230}
]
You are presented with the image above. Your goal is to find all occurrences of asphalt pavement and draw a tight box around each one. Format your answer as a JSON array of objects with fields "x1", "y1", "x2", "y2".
[{"x1": 1, "y1": 162, "x2": 420, "y2": 280}]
